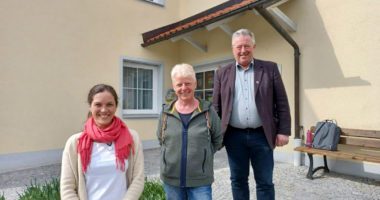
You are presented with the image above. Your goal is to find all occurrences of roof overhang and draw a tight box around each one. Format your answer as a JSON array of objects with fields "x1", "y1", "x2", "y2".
[
  {"x1": 140, "y1": 0, "x2": 302, "y2": 140},
  {"x1": 141, "y1": 0, "x2": 296, "y2": 51}
]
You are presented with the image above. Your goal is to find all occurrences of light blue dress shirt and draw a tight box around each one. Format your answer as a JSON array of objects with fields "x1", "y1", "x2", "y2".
[{"x1": 229, "y1": 60, "x2": 262, "y2": 129}]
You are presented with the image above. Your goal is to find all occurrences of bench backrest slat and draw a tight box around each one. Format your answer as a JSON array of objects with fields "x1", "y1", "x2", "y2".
[
  {"x1": 339, "y1": 137, "x2": 380, "y2": 148},
  {"x1": 310, "y1": 126, "x2": 380, "y2": 148},
  {"x1": 340, "y1": 128, "x2": 380, "y2": 139}
]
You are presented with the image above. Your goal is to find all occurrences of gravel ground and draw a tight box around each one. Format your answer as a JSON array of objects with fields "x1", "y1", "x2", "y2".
[{"x1": 1, "y1": 148, "x2": 379, "y2": 200}]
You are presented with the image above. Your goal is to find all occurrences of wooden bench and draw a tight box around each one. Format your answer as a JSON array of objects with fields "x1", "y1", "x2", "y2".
[{"x1": 294, "y1": 127, "x2": 380, "y2": 179}]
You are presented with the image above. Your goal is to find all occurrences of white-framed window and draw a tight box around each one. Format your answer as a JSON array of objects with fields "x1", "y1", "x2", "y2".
[
  {"x1": 121, "y1": 58, "x2": 162, "y2": 118},
  {"x1": 194, "y1": 58, "x2": 234, "y2": 102},
  {"x1": 142, "y1": 0, "x2": 165, "y2": 6}
]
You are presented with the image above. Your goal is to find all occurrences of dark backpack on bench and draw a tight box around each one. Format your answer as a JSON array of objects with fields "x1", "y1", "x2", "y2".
[{"x1": 312, "y1": 120, "x2": 341, "y2": 151}]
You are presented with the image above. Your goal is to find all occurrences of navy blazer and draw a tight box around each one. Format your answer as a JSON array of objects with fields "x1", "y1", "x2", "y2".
[{"x1": 212, "y1": 59, "x2": 291, "y2": 149}]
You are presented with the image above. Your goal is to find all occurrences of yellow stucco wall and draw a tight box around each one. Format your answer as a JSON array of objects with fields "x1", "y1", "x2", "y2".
[
  {"x1": 1, "y1": 0, "x2": 379, "y2": 157},
  {"x1": 286, "y1": 0, "x2": 380, "y2": 131},
  {"x1": 0, "y1": 0, "x2": 180, "y2": 154},
  {"x1": 178, "y1": 0, "x2": 227, "y2": 19}
]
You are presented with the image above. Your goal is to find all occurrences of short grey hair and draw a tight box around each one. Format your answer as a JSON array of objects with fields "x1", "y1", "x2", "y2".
[
  {"x1": 171, "y1": 63, "x2": 196, "y2": 81},
  {"x1": 232, "y1": 28, "x2": 256, "y2": 45}
]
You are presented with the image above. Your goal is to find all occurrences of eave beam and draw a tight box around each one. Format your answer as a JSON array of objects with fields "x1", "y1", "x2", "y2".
[
  {"x1": 183, "y1": 35, "x2": 207, "y2": 52},
  {"x1": 253, "y1": 0, "x2": 297, "y2": 32},
  {"x1": 205, "y1": 14, "x2": 243, "y2": 36},
  {"x1": 268, "y1": 7, "x2": 297, "y2": 32},
  {"x1": 171, "y1": 33, "x2": 207, "y2": 52}
]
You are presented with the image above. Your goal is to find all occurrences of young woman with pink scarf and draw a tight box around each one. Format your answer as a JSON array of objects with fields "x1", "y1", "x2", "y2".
[{"x1": 60, "y1": 84, "x2": 144, "y2": 200}]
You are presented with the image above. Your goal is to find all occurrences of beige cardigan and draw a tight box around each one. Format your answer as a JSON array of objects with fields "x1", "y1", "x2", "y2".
[{"x1": 60, "y1": 129, "x2": 145, "y2": 200}]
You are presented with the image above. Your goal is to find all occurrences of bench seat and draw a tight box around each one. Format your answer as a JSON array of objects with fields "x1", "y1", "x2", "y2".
[
  {"x1": 294, "y1": 127, "x2": 380, "y2": 179},
  {"x1": 295, "y1": 144, "x2": 380, "y2": 163}
]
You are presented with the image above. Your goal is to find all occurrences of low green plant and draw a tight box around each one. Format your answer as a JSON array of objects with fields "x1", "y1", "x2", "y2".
[
  {"x1": 18, "y1": 178, "x2": 60, "y2": 200},
  {"x1": 0, "y1": 192, "x2": 5, "y2": 200},
  {"x1": 139, "y1": 178, "x2": 165, "y2": 200},
  {"x1": 14, "y1": 177, "x2": 163, "y2": 200}
]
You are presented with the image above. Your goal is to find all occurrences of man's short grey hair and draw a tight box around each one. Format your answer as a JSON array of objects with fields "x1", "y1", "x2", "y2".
[
  {"x1": 232, "y1": 28, "x2": 256, "y2": 45},
  {"x1": 171, "y1": 63, "x2": 196, "y2": 81}
]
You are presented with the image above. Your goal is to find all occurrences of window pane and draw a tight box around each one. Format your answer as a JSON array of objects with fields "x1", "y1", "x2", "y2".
[
  {"x1": 123, "y1": 89, "x2": 137, "y2": 109},
  {"x1": 196, "y1": 73, "x2": 204, "y2": 90},
  {"x1": 195, "y1": 91, "x2": 204, "y2": 99},
  {"x1": 138, "y1": 89, "x2": 153, "y2": 109},
  {"x1": 195, "y1": 70, "x2": 214, "y2": 101},
  {"x1": 205, "y1": 90, "x2": 213, "y2": 102},
  {"x1": 205, "y1": 71, "x2": 214, "y2": 89},
  {"x1": 138, "y1": 68, "x2": 153, "y2": 89},
  {"x1": 124, "y1": 67, "x2": 137, "y2": 88}
]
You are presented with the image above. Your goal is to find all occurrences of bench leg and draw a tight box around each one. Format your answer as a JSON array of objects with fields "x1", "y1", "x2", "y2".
[
  {"x1": 306, "y1": 154, "x2": 330, "y2": 180},
  {"x1": 323, "y1": 155, "x2": 329, "y2": 173},
  {"x1": 306, "y1": 153, "x2": 314, "y2": 179}
]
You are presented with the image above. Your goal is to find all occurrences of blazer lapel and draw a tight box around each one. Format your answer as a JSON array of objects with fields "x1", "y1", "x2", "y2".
[{"x1": 254, "y1": 60, "x2": 263, "y2": 96}]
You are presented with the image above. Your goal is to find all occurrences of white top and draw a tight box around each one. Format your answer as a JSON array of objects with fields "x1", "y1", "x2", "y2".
[{"x1": 85, "y1": 142, "x2": 128, "y2": 200}]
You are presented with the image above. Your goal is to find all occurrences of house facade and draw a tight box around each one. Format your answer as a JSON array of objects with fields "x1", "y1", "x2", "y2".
[{"x1": 1, "y1": 0, "x2": 379, "y2": 179}]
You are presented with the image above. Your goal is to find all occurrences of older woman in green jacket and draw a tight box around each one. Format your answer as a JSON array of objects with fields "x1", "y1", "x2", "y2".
[{"x1": 156, "y1": 63, "x2": 223, "y2": 200}]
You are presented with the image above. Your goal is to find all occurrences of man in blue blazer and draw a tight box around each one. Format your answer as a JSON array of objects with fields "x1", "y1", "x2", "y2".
[{"x1": 213, "y1": 29, "x2": 291, "y2": 200}]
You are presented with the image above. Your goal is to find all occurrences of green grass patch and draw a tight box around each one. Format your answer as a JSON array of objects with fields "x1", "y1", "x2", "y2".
[
  {"x1": 18, "y1": 178, "x2": 60, "y2": 200},
  {"x1": 140, "y1": 178, "x2": 165, "y2": 200},
  {"x1": 0, "y1": 193, "x2": 5, "y2": 200}
]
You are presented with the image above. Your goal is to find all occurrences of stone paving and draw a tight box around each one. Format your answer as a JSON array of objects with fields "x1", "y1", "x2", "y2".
[{"x1": 1, "y1": 148, "x2": 379, "y2": 200}]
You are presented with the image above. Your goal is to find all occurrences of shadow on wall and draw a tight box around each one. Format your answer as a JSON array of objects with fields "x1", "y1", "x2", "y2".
[{"x1": 290, "y1": 0, "x2": 370, "y2": 89}]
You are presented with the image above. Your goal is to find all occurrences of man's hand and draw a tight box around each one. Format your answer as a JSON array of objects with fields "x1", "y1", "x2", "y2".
[{"x1": 276, "y1": 134, "x2": 289, "y2": 147}]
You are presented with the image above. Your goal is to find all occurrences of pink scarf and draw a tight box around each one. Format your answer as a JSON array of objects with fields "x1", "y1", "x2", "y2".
[{"x1": 77, "y1": 116, "x2": 134, "y2": 173}]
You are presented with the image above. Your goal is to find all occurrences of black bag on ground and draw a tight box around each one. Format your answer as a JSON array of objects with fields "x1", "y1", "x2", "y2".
[{"x1": 312, "y1": 120, "x2": 341, "y2": 151}]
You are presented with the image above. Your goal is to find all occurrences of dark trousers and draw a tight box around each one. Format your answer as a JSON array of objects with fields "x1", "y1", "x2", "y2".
[{"x1": 224, "y1": 126, "x2": 275, "y2": 200}]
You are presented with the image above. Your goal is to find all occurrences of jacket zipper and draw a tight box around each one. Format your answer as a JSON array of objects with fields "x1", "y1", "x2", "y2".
[{"x1": 202, "y1": 149, "x2": 207, "y2": 173}]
